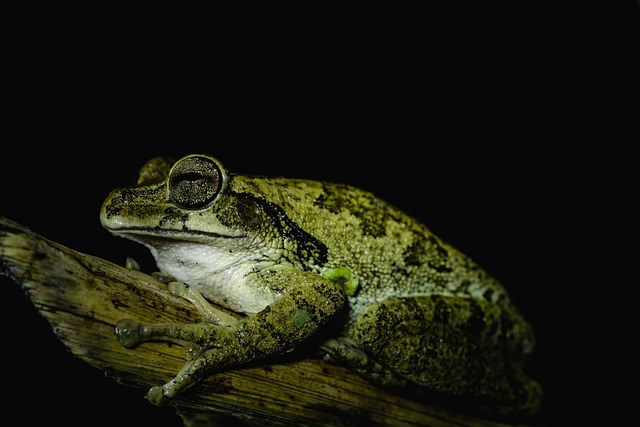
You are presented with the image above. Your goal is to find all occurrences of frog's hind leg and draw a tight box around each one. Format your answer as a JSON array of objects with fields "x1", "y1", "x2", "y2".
[{"x1": 351, "y1": 296, "x2": 543, "y2": 415}]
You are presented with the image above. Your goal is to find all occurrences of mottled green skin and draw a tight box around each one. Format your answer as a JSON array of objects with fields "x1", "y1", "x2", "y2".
[{"x1": 101, "y1": 154, "x2": 541, "y2": 414}]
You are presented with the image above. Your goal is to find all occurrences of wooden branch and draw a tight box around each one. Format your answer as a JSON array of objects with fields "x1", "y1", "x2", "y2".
[{"x1": 0, "y1": 216, "x2": 523, "y2": 427}]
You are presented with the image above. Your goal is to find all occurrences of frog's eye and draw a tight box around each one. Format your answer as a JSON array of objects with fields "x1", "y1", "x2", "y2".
[{"x1": 169, "y1": 156, "x2": 223, "y2": 209}]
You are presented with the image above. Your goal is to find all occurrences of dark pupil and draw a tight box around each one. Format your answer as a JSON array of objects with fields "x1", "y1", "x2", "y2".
[
  {"x1": 180, "y1": 172, "x2": 207, "y2": 182},
  {"x1": 169, "y1": 157, "x2": 221, "y2": 208}
]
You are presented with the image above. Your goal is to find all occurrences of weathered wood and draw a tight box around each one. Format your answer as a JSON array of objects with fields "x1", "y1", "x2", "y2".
[{"x1": 0, "y1": 216, "x2": 526, "y2": 427}]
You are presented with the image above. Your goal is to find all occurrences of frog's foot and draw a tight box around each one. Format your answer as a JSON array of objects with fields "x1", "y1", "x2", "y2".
[
  {"x1": 320, "y1": 337, "x2": 409, "y2": 389},
  {"x1": 167, "y1": 282, "x2": 239, "y2": 326},
  {"x1": 115, "y1": 318, "x2": 232, "y2": 405}
]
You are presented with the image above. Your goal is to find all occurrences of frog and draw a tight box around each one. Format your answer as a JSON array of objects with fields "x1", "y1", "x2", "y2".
[{"x1": 99, "y1": 153, "x2": 542, "y2": 416}]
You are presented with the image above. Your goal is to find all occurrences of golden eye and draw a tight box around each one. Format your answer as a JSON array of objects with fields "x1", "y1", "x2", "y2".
[{"x1": 169, "y1": 156, "x2": 222, "y2": 209}]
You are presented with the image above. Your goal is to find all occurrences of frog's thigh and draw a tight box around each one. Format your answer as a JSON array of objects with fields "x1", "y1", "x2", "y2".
[{"x1": 354, "y1": 296, "x2": 506, "y2": 396}]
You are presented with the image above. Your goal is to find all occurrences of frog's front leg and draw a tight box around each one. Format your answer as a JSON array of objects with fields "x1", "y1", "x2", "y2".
[
  {"x1": 116, "y1": 318, "x2": 235, "y2": 403},
  {"x1": 115, "y1": 270, "x2": 345, "y2": 405},
  {"x1": 167, "y1": 282, "x2": 239, "y2": 326}
]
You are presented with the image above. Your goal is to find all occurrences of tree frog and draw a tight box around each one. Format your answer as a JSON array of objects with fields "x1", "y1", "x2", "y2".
[{"x1": 100, "y1": 154, "x2": 542, "y2": 415}]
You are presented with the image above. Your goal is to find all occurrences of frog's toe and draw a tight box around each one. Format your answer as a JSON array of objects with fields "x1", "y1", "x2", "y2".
[
  {"x1": 146, "y1": 385, "x2": 169, "y2": 406},
  {"x1": 168, "y1": 281, "x2": 188, "y2": 296},
  {"x1": 115, "y1": 318, "x2": 142, "y2": 348},
  {"x1": 124, "y1": 257, "x2": 141, "y2": 270},
  {"x1": 320, "y1": 337, "x2": 366, "y2": 365},
  {"x1": 321, "y1": 337, "x2": 409, "y2": 389}
]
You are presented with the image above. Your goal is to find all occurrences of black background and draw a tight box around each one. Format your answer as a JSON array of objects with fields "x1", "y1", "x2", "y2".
[{"x1": 1, "y1": 3, "x2": 637, "y2": 426}]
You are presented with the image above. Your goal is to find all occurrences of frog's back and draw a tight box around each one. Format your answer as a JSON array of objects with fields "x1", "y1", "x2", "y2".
[{"x1": 234, "y1": 175, "x2": 509, "y2": 303}]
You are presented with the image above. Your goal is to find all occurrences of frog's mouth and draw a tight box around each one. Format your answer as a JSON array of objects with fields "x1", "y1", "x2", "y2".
[{"x1": 108, "y1": 227, "x2": 247, "y2": 244}]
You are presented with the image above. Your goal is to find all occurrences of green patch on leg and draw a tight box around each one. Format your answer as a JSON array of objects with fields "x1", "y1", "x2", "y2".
[
  {"x1": 292, "y1": 309, "x2": 312, "y2": 328},
  {"x1": 322, "y1": 267, "x2": 359, "y2": 296}
]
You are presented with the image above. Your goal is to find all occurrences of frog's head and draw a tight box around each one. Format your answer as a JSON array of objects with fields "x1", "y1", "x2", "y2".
[{"x1": 100, "y1": 154, "x2": 274, "y2": 272}]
